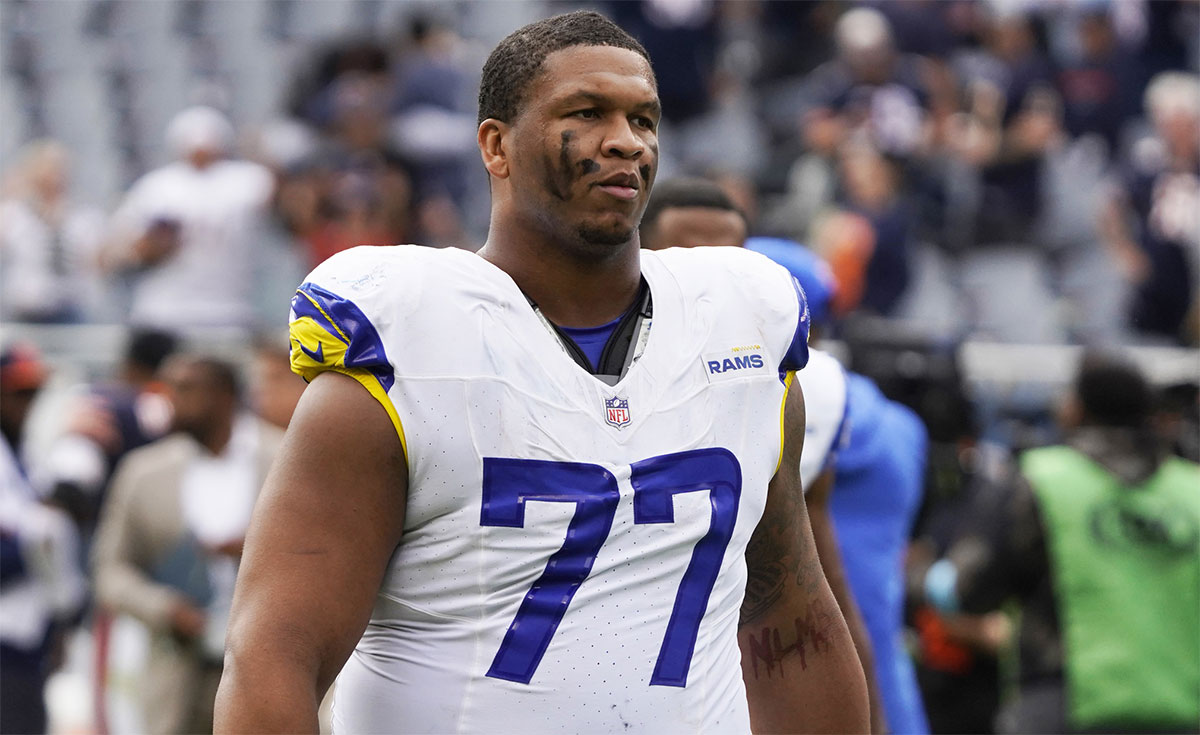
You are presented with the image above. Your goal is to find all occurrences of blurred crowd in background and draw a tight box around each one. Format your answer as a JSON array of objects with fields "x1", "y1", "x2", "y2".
[
  {"x1": 0, "y1": 1, "x2": 1197, "y2": 734},
  {"x1": 0, "y1": 0, "x2": 1198, "y2": 341}
]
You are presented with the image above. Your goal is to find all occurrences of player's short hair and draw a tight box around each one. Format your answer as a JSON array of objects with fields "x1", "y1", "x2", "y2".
[
  {"x1": 477, "y1": 11, "x2": 651, "y2": 126},
  {"x1": 1074, "y1": 351, "x2": 1153, "y2": 428},
  {"x1": 640, "y1": 177, "x2": 745, "y2": 234}
]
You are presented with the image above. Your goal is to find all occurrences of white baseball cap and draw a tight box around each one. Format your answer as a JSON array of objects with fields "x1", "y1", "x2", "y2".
[{"x1": 166, "y1": 105, "x2": 234, "y2": 158}]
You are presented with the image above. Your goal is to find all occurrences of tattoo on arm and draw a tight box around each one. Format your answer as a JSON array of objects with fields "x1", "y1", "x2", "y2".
[
  {"x1": 743, "y1": 598, "x2": 837, "y2": 679},
  {"x1": 740, "y1": 492, "x2": 835, "y2": 680},
  {"x1": 739, "y1": 478, "x2": 823, "y2": 626},
  {"x1": 741, "y1": 557, "x2": 788, "y2": 625},
  {"x1": 739, "y1": 379, "x2": 832, "y2": 678}
]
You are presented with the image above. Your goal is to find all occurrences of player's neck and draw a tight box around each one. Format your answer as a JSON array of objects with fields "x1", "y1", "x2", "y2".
[{"x1": 478, "y1": 233, "x2": 642, "y2": 328}]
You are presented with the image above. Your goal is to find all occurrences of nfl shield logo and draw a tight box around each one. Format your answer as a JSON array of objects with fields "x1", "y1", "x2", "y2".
[{"x1": 604, "y1": 396, "x2": 631, "y2": 429}]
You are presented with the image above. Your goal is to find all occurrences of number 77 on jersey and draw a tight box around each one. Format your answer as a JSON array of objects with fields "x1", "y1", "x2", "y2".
[{"x1": 480, "y1": 448, "x2": 742, "y2": 687}]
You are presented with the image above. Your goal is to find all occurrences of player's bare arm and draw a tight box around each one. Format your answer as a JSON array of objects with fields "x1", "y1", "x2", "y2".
[
  {"x1": 738, "y1": 378, "x2": 870, "y2": 733},
  {"x1": 215, "y1": 371, "x2": 407, "y2": 733},
  {"x1": 806, "y1": 467, "x2": 888, "y2": 733}
]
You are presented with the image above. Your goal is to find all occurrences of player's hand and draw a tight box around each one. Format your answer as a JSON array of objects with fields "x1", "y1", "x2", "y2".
[{"x1": 168, "y1": 599, "x2": 207, "y2": 642}]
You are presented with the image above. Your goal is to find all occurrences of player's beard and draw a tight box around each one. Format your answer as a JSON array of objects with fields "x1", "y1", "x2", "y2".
[
  {"x1": 577, "y1": 220, "x2": 635, "y2": 247},
  {"x1": 527, "y1": 204, "x2": 637, "y2": 260},
  {"x1": 572, "y1": 201, "x2": 646, "y2": 251}
]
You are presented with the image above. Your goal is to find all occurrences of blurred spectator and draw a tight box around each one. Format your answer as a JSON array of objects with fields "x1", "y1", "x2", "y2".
[
  {"x1": 756, "y1": 1, "x2": 842, "y2": 86},
  {"x1": 809, "y1": 209, "x2": 877, "y2": 319},
  {"x1": 804, "y1": 7, "x2": 934, "y2": 162},
  {"x1": 234, "y1": 119, "x2": 315, "y2": 324},
  {"x1": 390, "y1": 16, "x2": 479, "y2": 211},
  {"x1": 0, "y1": 140, "x2": 108, "y2": 323},
  {"x1": 287, "y1": 75, "x2": 415, "y2": 265},
  {"x1": 250, "y1": 334, "x2": 306, "y2": 430},
  {"x1": 837, "y1": 143, "x2": 914, "y2": 314},
  {"x1": 949, "y1": 7, "x2": 1063, "y2": 247},
  {"x1": 1099, "y1": 71, "x2": 1200, "y2": 344},
  {"x1": 1, "y1": 343, "x2": 87, "y2": 735},
  {"x1": 288, "y1": 37, "x2": 392, "y2": 131},
  {"x1": 1138, "y1": 0, "x2": 1200, "y2": 84},
  {"x1": 780, "y1": 6, "x2": 930, "y2": 228},
  {"x1": 1054, "y1": 6, "x2": 1143, "y2": 158},
  {"x1": 305, "y1": 165, "x2": 406, "y2": 264},
  {"x1": 389, "y1": 15, "x2": 482, "y2": 250},
  {"x1": 103, "y1": 106, "x2": 275, "y2": 328},
  {"x1": 929, "y1": 351, "x2": 1200, "y2": 733},
  {"x1": 91, "y1": 355, "x2": 284, "y2": 734},
  {"x1": 40, "y1": 329, "x2": 177, "y2": 535},
  {"x1": 281, "y1": 31, "x2": 430, "y2": 257},
  {"x1": 773, "y1": 7, "x2": 933, "y2": 316},
  {"x1": 609, "y1": 0, "x2": 718, "y2": 126}
]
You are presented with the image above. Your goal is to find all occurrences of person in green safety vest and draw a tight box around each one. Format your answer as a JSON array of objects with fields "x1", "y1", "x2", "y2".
[{"x1": 923, "y1": 350, "x2": 1200, "y2": 734}]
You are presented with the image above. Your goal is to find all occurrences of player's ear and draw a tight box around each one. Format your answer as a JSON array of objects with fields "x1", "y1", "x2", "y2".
[{"x1": 478, "y1": 119, "x2": 511, "y2": 180}]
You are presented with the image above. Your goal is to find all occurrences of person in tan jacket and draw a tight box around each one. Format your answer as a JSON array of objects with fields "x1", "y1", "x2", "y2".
[{"x1": 92, "y1": 354, "x2": 283, "y2": 734}]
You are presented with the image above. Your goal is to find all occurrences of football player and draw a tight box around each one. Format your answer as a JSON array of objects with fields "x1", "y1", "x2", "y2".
[{"x1": 216, "y1": 12, "x2": 868, "y2": 733}]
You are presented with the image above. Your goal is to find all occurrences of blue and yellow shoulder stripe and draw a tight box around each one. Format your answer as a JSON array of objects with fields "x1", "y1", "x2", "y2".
[{"x1": 290, "y1": 282, "x2": 408, "y2": 458}]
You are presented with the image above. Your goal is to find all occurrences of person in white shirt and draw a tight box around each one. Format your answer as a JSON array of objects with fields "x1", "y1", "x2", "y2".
[
  {"x1": 91, "y1": 355, "x2": 283, "y2": 734},
  {"x1": 0, "y1": 140, "x2": 107, "y2": 322},
  {"x1": 104, "y1": 107, "x2": 275, "y2": 328}
]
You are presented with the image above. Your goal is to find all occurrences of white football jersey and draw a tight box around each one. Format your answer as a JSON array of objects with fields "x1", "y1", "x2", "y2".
[
  {"x1": 288, "y1": 245, "x2": 810, "y2": 734},
  {"x1": 796, "y1": 349, "x2": 850, "y2": 492}
]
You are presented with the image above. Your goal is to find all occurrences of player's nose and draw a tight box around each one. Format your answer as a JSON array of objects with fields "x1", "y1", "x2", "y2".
[{"x1": 602, "y1": 118, "x2": 644, "y2": 160}]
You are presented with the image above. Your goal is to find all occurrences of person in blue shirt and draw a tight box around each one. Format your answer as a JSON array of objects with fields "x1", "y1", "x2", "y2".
[
  {"x1": 831, "y1": 373, "x2": 930, "y2": 735},
  {"x1": 747, "y1": 237, "x2": 932, "y2": 735}
]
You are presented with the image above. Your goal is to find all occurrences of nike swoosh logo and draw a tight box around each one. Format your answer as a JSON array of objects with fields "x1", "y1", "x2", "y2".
[{"x1": 299, "y1": 341, "x2": 324, "y2": 363}]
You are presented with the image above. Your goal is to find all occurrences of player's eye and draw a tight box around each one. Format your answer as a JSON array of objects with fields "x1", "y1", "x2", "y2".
[
  {"x1": 571, "y1": 109, "x2": 600, "y2": 120},
  {"x1": 632, "y1": 115, "x2": 656, "y2": 131}
]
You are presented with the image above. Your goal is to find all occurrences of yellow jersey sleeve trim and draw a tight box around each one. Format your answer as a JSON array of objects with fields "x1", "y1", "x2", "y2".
[
  {"x1": 776, "y1": 370, "x2": 796, "y2": 474},
  {"x1": 330, "y1": 366, "x2": 409, "y2": 463}
]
